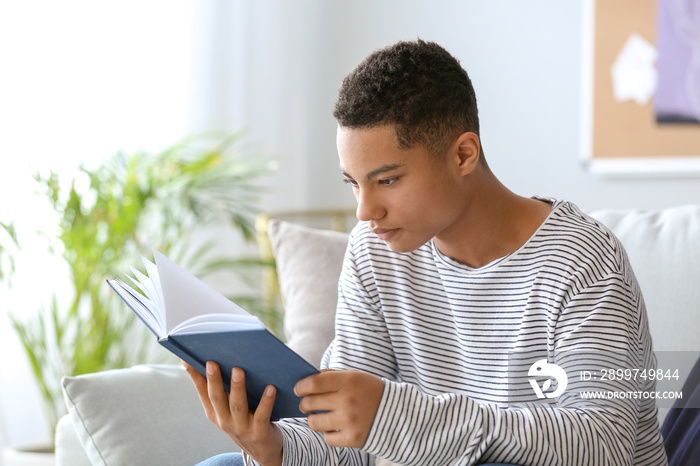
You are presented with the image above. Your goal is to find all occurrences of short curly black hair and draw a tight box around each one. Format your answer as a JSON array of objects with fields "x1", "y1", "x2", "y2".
[{"x1": 333, "y1": 39, "x2": 480, "y2": 158}]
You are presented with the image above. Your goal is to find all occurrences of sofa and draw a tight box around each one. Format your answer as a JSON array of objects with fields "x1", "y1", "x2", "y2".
[{"x1": 56, "y1": 205, "x2": 700, "y2": 465}]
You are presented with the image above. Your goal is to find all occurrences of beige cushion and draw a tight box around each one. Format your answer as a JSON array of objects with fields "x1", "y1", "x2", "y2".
[
  {"x1": 268, "y1": 219, "x2": 349, "y2": 368},
  {"x1": 61, "y1": 364, "x2": 238, "y2": 466}
]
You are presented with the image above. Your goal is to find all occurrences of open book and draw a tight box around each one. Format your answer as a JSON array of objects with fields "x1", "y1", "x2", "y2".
[{"x1": 107, "y1": 250, "x2": 318, "y2": 420}]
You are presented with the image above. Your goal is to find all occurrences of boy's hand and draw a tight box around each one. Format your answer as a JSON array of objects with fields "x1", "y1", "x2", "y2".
[
  {"x1": 295, "y1": 370, "x2": 384, "y2": 448},
  {"x1": 182, "y1": 360, "x2": 284, "y2": 466}
]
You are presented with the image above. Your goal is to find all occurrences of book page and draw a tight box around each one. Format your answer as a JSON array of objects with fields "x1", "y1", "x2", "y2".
[
  {"x1": 172, "y1": 314, "x2": 263, "y2": 335},
  {"x1": 153, "y1": 250, "x2": 256, "y2": 334},
  {"x1": 129, "y1": 265, "x2": 163, "y2": 317},
  {"x1": 141, "y1": 256, "x2": 165, "y2": 313},
  {"x1": 107, "y1": 279, "x2": 163, "y2": 336}
]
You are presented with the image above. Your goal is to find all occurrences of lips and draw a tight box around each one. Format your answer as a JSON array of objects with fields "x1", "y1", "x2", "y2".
[{"x1": 370, "y1": 227, "x2": 399, "y2": 241}]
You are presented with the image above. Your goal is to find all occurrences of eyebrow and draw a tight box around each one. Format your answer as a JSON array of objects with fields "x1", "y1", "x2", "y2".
[{"x1": 341, "y1": 163, "x2": 404, "y2": 181}]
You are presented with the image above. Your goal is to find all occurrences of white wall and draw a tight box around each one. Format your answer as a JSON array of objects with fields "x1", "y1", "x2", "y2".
[{"x1": 202, "y1": 0, "x2": 699, "y2": 214}]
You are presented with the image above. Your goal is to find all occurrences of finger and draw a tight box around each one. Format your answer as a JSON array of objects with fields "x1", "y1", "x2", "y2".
[
  {"x1": 183, "y1": 361, "x2": 214, "y2": 412},
  {"x1": 298, "y1": 390, "x2": 341, "y2": 414},
  {"x1": 295, "y1": 371, "x2": 341, "y2": 397},
  {"x1": 252, "y1": 385, "x2": 277, "y2": 428},
  {"x1": 306, "y1": 411, "x2": 341, "y2": 434},
  {"x1": 228, "y1": 367, "x2": 250, "y2": 423},
  {"x1": 206, "y1": 361, "x2": 231, "y2": 421},
  {"x1": 323, "y1": 430, "x2": 348, "y2": 448},
  {"x1": 182, "y1": 360, "x2": 204, "y2": 387},
  {"x1": 315, "y1": 418, "x2": 363, "y2": 449}
]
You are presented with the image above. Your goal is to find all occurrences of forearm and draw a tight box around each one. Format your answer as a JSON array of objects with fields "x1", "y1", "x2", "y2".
[{"x1": 363, "y1": 380, "x2": 636, "y2": 466}]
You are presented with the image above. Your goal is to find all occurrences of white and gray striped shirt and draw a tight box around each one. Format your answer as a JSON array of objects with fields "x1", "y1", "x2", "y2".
[{"x1": 269, "y1": 200, "x2": 667, "y2": 466}]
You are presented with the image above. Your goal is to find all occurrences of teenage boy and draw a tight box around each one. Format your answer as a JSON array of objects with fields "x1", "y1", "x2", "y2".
[{"x1": 186, "y1": 40, "x2": 667, "y2": 466}]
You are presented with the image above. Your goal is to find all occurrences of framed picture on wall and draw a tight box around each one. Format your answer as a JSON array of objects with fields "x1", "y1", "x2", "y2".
[{"x1": 580, "y1": 0, "x2": 700, "y2": 176}]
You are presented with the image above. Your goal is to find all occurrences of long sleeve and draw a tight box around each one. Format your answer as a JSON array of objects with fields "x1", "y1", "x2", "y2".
[{"x1": 359, "y1": 275, "x2": 658, "y2": 465}]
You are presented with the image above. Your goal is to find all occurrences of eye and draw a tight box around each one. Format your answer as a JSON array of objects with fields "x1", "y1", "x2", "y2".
[
  {"x1": 343, "y1": 178, "x2": 358, "y2": 188},
  {"x1": 379, "y1": 177, "x2": 398, "y2": 186}
]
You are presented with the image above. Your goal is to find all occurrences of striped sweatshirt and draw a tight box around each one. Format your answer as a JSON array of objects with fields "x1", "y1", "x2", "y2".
[{"x1": 253, "y1": 200, "x2": 667, "y2": 466}]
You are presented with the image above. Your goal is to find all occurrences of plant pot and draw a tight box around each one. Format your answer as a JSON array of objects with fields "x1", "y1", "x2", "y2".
[{"x1": 2, "y1": 443, "x2": 55, "y2": 466}]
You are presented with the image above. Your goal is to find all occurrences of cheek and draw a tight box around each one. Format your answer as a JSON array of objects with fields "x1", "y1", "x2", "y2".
[
  {"x1": 393, "y1": 189, "x2": 445, "y2": 231},
  {"x1": 415, "y1": 177, "x2": 456, "y2": 208},
  {"x1": 413, "y1": 180, "x2": 462, "y2": 225}
]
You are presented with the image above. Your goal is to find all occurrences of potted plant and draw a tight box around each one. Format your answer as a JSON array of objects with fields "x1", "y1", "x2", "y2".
[{"x1": 7, "y1": 131, "x2": 279, "y2": 452}]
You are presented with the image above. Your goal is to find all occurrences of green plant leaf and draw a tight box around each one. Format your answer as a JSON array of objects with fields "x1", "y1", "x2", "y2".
[{"x1": 8, "y1": 131, "x2": 279, "y2": 442}]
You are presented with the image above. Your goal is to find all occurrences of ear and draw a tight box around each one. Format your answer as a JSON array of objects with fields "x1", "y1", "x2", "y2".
[{"x1": 454, "y1": 132, "x2": 480, "y2": 176}]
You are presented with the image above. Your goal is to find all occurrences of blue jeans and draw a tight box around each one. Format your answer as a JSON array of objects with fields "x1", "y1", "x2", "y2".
[
  {"x1": 195, "y1": 453, "x2": 244, "y2": 466},
  {"x1": 195, "y1": 455, "x2": 515, "y2": 466}
]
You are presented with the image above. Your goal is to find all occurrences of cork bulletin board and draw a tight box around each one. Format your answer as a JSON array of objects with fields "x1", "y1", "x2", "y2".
[{"x1": 581, "y1": 0, "x2": 700, "y2": 175}]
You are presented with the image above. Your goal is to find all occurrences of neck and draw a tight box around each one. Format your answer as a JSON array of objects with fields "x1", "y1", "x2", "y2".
[{"x1": 433, "y1": 164, "x2": 551, "y2": 268}]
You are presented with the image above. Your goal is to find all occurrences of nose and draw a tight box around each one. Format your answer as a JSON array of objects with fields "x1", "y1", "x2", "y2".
[{"x1": 355, "y1": 190, "x2": 385, "y2": 222}]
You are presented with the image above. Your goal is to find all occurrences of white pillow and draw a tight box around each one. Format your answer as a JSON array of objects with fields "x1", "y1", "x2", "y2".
[
  {"x1": 61, "y1": 364, "x2": 238, "y2": 466},
  {"x1": 268, "y1": 220, "x2": 349, "y2": 368},
  {"x1": 588, "y1": 205, "x2": 700, "y2": 352}
]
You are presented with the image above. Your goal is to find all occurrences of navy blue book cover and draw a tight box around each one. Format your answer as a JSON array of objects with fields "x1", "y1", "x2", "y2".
[{"x1": 161, "y1": 328, "x2": 318, "y2": 420}]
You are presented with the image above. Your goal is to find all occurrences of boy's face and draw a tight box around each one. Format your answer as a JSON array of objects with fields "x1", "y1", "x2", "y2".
[{"x1": 337, "y1": 124, "x2": 469, "y2": 253}]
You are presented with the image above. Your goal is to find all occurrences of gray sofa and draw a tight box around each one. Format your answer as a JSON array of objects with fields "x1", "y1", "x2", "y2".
[{"x1": 56, "y1": 205, "x2": 700, "y2": 465}]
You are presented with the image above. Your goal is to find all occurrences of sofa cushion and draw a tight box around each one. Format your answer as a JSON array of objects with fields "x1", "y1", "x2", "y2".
[
  {"x1": 55, "y1": 413, "x2": 91, "y2": 466},
  {"x1": 588, "y1": 205, "x2": 700, "y2": 352},
  {"x1": 61, "y1": 364, "x2": 238, "y2": 466},
  {"x1": 268, "y1": 219, "x2": 349, "y2": 368}
]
